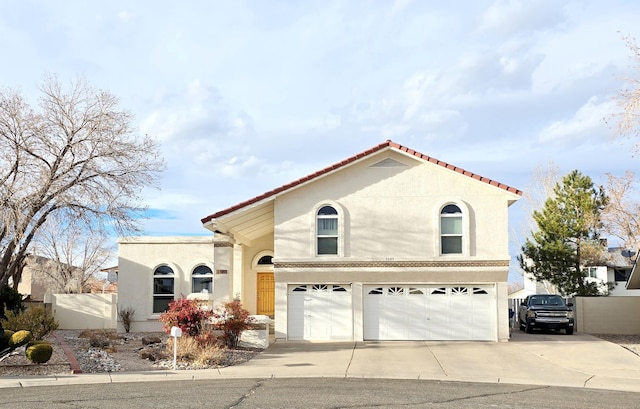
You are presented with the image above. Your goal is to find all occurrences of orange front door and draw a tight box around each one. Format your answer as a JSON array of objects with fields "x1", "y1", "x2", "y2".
[{"x1": 257, "y1": 272, "x2": 275, "y2": 316}]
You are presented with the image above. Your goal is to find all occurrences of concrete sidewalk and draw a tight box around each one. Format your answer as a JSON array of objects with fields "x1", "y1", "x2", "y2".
[{"x1": 2, "y1": 332, "x2": 640, "y2": 392}]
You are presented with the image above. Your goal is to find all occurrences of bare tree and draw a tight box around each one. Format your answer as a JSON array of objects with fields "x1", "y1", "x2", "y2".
[
  {"x1": 32, "y1": 211, "x2": 114, "y2": 293},
  {"x1": 521, "y1": 161, "x2": 560, "y2": 232},
  {"x1": 610, "y1": 35, "x2": 640, "y2": 154},
  {"x1": 511, "y1": 161, "x2": 560, "y2": 288},
  {"x1": 601, "y1": 171, "x2": 640, "y2": 251},
  {"x1": 0, "y1": 75, "x2": 164, "y2": 288}
]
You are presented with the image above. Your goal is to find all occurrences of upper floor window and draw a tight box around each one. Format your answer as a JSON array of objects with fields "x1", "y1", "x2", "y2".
[
  {"x1": 317, "y1": 205, "x2": 338, "y2": 255},
  {"x1": 440, "y1": 204, "x2": 462, "y2": 254},
  {"x1": 192, "y1": 265, "x2": 213, "y2": 293},
  {"x1": 153, "y1": 265, "x2": 174, "y2": 314}
]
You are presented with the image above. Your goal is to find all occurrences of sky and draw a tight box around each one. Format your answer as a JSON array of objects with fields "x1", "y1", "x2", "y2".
[{"x1": 1, "y1": 0, "x2": 639, "y2": 283}]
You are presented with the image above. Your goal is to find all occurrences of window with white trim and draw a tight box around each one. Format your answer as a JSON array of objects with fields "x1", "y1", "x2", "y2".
[
  {"x1": 317, "y1": 205, "x2": 339, "y2": 255},
  {"x1": 153, "y1": 265, "x2": 174, "y2": 314},
  {"x1": 440, "y1": 204, "x2": 463, "y2": 254},
  {"x1": 192, "y1": 265, "x2": 213, "y2": 294}
]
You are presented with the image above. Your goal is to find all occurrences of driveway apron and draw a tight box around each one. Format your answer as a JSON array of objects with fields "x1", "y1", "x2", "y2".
[{"x1": 219, "y1": 332, "x2": 640, "y2": 392}]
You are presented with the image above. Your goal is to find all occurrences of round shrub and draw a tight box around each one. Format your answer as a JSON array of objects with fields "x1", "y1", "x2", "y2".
[
  {"x1": 9, "y1": 330, "x2": 32, "y2": 348},
  {"x1": 26, "y1": 342, "x2": 53, "y2": 364},
  {"x1": 1, "y1": 329, "x2": 15, "y2": 349},
  {"x1": 27, "y1": 340, "x2": 49, "y2": 347}
]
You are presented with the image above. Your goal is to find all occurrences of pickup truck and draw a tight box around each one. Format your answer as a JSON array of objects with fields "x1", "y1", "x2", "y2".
[{"x1": 518, "y1": 294, "x2": 574, "y2": 335}]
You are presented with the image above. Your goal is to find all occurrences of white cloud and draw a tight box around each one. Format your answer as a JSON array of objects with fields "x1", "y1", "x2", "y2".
[
  {"x1": 478, "y1": 0, "x2": 566, "y2": 36},
  {"x1": 117, "y1": 11, "x2": 133, "y2": 23},
  {"x1": 539, "y1": 96, "x2": 615, "y2": 144},
  {"x1": 220, "y1": 156, "x2": 261, "y2": 178}
]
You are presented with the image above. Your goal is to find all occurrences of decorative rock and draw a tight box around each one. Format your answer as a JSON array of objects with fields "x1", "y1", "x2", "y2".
[
  {"x1": 79, "y1": 348, "x2": 122, "y2": 372},
  {"x1": 141, "y1": 336, "x2": 162, "y2": 345},
  {"x1": 139, "y1": 349, "x2": 160, "y2": 361}
]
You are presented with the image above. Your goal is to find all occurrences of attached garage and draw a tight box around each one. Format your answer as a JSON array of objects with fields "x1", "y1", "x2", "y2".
[
  {"x1": 363, "y1": 285, "x2": 495, "y2": 341},
  {"x1": 287, "y1": 284, "x2": 353, "y2": 340}
]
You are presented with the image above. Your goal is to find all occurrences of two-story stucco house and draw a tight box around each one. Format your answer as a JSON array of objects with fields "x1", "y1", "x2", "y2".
[{"x1": 196, "y1": 140, "x2": 522, "y2": 342}]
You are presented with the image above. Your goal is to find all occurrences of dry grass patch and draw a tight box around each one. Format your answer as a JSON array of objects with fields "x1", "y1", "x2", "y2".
[
  {"x1": 166, "y1": 336, "x2": 224, "y2": 366},
  {"x1": 78, "y1": 329, "x2": 122, "y2": 349}
]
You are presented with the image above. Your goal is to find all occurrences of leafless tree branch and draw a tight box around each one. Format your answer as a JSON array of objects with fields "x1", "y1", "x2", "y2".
[{"x1": 0, "y1": 75, "x2": 165, "y2": 287}]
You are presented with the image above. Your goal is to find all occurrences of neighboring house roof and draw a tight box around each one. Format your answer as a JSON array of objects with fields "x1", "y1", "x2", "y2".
[
  {"x1": 606, "y1": 247, "x2": 635, "y2": 268},
  {"x1": 201, "y1": 140, "x2": 522, "y2": 237}
]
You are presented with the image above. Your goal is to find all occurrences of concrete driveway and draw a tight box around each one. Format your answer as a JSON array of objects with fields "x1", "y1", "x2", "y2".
[
  {"x1": 4, "y1": 332, "x2": 640, "y2": 393},
  {"x1": 219, "y1": 332, "x2": 640, "y2": 392}
]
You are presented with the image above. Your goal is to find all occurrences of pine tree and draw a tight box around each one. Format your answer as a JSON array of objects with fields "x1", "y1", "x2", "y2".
[{"x1": 518, "y1": 170, "x2": 608, "y2": 296}]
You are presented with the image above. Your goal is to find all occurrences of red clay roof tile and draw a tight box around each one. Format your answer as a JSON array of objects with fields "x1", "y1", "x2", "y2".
[{"x1": 201, "y1": 140, "x2": 522, "y2": 224}]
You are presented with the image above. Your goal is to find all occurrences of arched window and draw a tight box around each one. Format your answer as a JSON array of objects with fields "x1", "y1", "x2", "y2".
[
  {"x1": 153, "y1": 265, "x2": 174, "y2": 313},
  {"x1": 257, "y1": 255, "x2": 273, "y2": 265},
  {"x1": 317, "y1": 205, "x2": 339, "y2": 255},
  {"x1": 192, "y1": 265, "x2": 213, "y2": 294},
  {"x1": 440, "y1": 204, "x2": 463, "y2": 254}
]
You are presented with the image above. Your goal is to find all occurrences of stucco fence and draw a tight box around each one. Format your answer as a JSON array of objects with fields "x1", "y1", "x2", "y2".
[
  {"x1": 573, "y1": 297, "x2": 640, "y2": 335},
  {"x1": 509, "y1": 296, "x2": 640, "y2": 335},
  {"x1": 45, "y1": 293, "x2": 117, "y2": 330},
  {"x1": 43, "y1": 293, "x2": 271, "y2": 348}
]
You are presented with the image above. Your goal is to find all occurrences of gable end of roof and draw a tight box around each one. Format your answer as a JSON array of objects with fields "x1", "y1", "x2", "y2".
[{"x1": 201, "y1": 140, "x2": 522, "y2": 223}]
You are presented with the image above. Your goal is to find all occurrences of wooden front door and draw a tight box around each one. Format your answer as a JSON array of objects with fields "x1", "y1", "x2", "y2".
[{"x1": 257, "y1": 272, "x2": 275, "y2": 316}]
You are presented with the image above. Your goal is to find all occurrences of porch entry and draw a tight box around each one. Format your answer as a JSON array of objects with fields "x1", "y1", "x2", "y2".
[{"x1": 257, "y1": 272, "x2": 275, "y2": 316}]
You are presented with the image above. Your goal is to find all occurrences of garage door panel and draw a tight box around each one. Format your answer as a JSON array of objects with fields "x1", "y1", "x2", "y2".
[
  {"x1": 364, "y1": 285, "x2": 495, "y2": 341},
  {"x1": 288, "y1": 284, "x2": 352, "y2": 341}
]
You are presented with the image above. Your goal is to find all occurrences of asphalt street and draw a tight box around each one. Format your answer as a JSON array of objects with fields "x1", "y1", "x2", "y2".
[{"x1": 1, "y1": 378, "x2": 639, "y2": 409}]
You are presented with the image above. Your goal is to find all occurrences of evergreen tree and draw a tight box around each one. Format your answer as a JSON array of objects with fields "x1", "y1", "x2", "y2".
[{"x1": 518, "y1": 170, "x2": 608, "y2": 296}]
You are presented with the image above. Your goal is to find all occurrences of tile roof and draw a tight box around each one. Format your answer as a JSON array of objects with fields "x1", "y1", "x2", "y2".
[{"x1": 201, "y1": 140, "x2": 522, "y2": 223}]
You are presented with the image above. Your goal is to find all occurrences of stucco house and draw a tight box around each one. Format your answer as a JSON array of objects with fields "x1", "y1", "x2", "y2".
[
  {"x1": 516, "y1": 247, "x2": 637, "y2": 298},
  {"x1": 118, "y1": 140, "x2": 522, "y2": 341}
]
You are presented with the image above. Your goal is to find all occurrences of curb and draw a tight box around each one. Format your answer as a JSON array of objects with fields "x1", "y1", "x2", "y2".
[{"x1": 51, "y1": 332, "x2": 82, "y2": 374}]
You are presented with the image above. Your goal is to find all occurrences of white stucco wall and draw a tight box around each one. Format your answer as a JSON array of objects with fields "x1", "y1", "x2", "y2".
[
  {"x1": 117, "y1": 236, "x2": 231, "y2": 332},
  {"x1": 269, "y1": 150, "x2": 518, "y2": 342},
  {"x1": 274, "y1": 150, "x2": 515, "y2": 262}
]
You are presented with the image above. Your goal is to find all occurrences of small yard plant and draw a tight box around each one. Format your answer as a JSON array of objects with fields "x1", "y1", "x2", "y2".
[
  {"x1": 26, "y1": 342, "x2": 53, "y2": 364},
  {"x1": 213, "y1": 300, "x2": 253, "y2": 348},
  {"x1": 79, "y1": 329, "x2": 121, "y2": 349},
  {"x1": 166, "y1": 335, "x2": 223, "y2": 366},
  {"x1": 118, "y1": 306, "x2": 136, "y2": 333},
  {"x1": 159, "y1": 298, "x2": 213, "y2": 337}
]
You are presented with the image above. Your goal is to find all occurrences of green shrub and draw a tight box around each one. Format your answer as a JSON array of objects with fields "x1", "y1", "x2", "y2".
[
  {"x1": 0, "y1": 329, "x2": 15, "y2": 349},
  {"x1": 27, "y1": 340, "x2": 49, "y2": 347},
  {"x1": 26, "y1": 342, "x2": 53, "y2": 364},
  {"x1": 0, "y1": 285, "x2": 25, "y2": 319},
  {"x1": 9, "y1": 330, "x2": 32, "y2": 348},
  {"x1": 1, "y1": 307, "x2": 59, "y2": 340}
]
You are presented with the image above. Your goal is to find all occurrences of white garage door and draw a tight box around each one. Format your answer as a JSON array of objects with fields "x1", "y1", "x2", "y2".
[
  {"x1": 364, "y1": 285, "x2": 495, "y2": 341},
  {"x1": 288, "y1": 284, "x2": 353, "y2": 341}
]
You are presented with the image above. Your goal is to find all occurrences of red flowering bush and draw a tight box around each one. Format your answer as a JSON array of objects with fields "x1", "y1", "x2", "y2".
[
  {"x1": 213, "y1": 299, "x2": 253, "y2": 348},
  {"x1": 159, "y1": 298, "x2": 213, "y2": 337}
]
